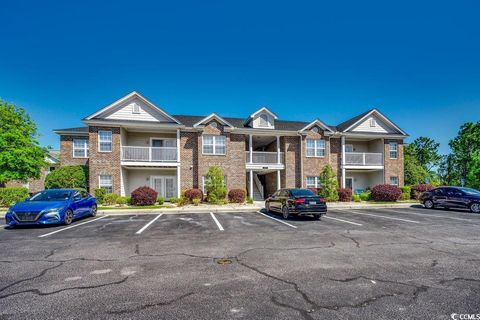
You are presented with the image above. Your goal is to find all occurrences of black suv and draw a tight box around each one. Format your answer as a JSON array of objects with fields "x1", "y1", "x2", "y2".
[
  {"x1": 421, "y1": 186, "x2": 480, "y2": 213},
  {"x1": 265, "y1": 188, "x2": 327, "y2": 220}
]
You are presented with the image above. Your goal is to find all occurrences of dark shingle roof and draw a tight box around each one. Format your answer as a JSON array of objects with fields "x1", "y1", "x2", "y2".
[{"x1": 54, "y1": 126, "x2": 88, "y2": 132}]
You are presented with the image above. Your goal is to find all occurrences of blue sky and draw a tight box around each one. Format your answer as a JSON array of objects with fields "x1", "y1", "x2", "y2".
[{"x1": 1, "y1": 0, "x2": 479, "y2": 154}]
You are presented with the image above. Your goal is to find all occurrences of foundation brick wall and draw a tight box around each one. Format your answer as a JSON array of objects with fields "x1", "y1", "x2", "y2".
[
  {"x1": 384, "y1": 139, "x2": 404, "y2": 186},
  {"x1": 60, "y1": 135, "x2": 89, "y2": 166},
  {"x1": 329, "y1": 138, "x2": 342, "y2": 185},
  {"x1": 88, "y1": 126, "x2": 122, "y2": 194},
  {"x1": 281, "y1": 136, "x2": 302, "y2": 188},
  {"x1": 180, "y1": 131, "x2": 198, "y2": 190}
]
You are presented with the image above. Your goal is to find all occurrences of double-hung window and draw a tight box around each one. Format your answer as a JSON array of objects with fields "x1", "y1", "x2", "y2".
[
  {"x1": 306, "y1": 176, "x2": 321, "y2": 188},
  {"x1": 73, "y1": 138, "x2": 89, "y2": 158},
  {"x1": 390, "y1": 176, "x2": 399, "y2": 186},
  {"x1": 389, "y1": 142, "x2": 398, "y2": 159},
  {"x1": 98, "y1": 131, "x2": 112, "y2": 152},
  {"x1": 306, "y1": 139, "x2": 325, "y2": 157},
  {"x1": 99, "y1": 175, "x2": 113, "y2": 193},
  {"x1": 203, "y1": 135, "x2": 226, "y2": 155}
]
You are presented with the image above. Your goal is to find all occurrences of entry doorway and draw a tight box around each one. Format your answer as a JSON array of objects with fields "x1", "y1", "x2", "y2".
[
  {"x1": 150, "y1": 176, "x2": 176, "y2": 199},
  {"x1": 345, "y1": 177, "x2": 354, "y2": 190}
]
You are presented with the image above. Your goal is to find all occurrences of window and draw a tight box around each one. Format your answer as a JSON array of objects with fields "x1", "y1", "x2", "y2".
[
  {"x1": 390, "y1": 176, "x2": 399, "y2": 186},
  {"x1": 345, "y1": 144, "x2": 354, "y2": 152},
  {"x1": 99, "y1": 175, "x2": 112, "y2": 193},
  {"x1": 306, "y1": 139, "x2": 325, "y2": 157},
  {"x1": 73, "y1": 138, "x2": 89, "y2": 158},
  {"x1": 202, "y1": 135, "x2": 226, "y2": 155},
  {"x1": 306, "y1": 176, "x2": 321, "y2": 188},
  {"x1": 389, "y1": 142, "x2": 398, "y2": 159},
  {"x1": 98, "y1": 131, "x2": 112, "y2": 152},
  {"x1": 202, "y1": 175, "x2": 227, "y2": 194},
  {"x1": 132, "y1": 103, "x2": 140, "y2": 114},
  {"x1": 370, "y1": 118, "x2": 377, "y2": 127},
  {"x1": 259, "y1": 114, "x2": 269, "y2": 127}
]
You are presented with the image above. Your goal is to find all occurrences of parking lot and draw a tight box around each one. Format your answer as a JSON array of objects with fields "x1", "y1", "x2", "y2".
[{"x1": 1, "y1": 206, "x2": 480, "y2": 319}]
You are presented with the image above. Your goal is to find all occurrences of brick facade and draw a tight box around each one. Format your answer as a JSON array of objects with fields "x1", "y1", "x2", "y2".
[
  {"x1": 302, "y1": 126, "x2": 332, "y2": 187},
  {"x1": 384, "y1": 139, "x2": 404, "y2": 186},
  {"x1": 281, "y1": 136, "x2": 302, "y2": 188},
  {"x1": 60, "y1": 135, "x2": 89, "y2": 166}
]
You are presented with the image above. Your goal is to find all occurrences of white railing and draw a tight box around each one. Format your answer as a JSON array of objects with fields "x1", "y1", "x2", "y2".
[
  {"x1": 121, "y1": 146, "x2": 177, "y2": 162},
  {"x1": 345, "y1": 152, "x2": 383, "y2": 166},
  {"x1": 246, "y1": 151, "x2": 284, "y2": 164}
]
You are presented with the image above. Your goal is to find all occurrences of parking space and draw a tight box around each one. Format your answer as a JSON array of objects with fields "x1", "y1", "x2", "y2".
[{"x1": 2, "y1": 206, "x2": 480, "y2": 319}]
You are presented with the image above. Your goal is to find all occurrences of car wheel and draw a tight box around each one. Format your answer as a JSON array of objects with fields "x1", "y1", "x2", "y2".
[
  {"x1": 424, "y1": 199, "x2": 434, "y2": 209},
  {"x1": 91, "y1": 204, "x2": 97, "y2": 217},
  {"x1": 64, "y1": 209, "x2": 73, "y2": 225},
  {"x1": 313, "y1": 214, "x2": 321, "y2": 220},
  {"x1": 265, "y1": 202, "x2": 270, "y2": 213},
  {"x1": 470, "y1": 202, "x2": 480, "y2": 214},
  {"x1": 282, "y1": 206, "x2": 289, "y2": 219}
]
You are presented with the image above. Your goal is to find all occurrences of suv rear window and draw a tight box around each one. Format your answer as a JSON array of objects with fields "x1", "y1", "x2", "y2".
[{"x1": 290, "y1": 189, "x2": 316, "y2": 197}]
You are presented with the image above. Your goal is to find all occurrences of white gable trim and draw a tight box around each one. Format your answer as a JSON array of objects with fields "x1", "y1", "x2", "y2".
[
  {"x1": 299, "y1": 119, "x2": 334, "y2": 133},
  {"x1": 85, "y1": 91, "x2": 181, "y2": 124},
  {"x1": 249, "y1": 107, "x2": 278, "y2": 120},
  {"x1": 343, "y1": 109, "x2": 407, "y2": 135},
  {"x1": 193, "y1": 113, "x2": 235, "y2": 128}
]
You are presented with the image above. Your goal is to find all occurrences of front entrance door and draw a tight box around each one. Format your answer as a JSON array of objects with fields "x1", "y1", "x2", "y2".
[
  {"x1": 345, "y1": 177, "x2": 354, "y2": 190},
  {"x1": 151, "y1": 176, "x2": 177, "y2": 199}
]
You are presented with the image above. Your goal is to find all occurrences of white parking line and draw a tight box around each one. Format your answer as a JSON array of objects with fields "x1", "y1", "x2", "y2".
[
  {"x1": 334, "y1": 209, "x2": 421, "y2": 224},
  {"x1": 384, "y1": 209, "x2": 478, "y2": 222},
  {"x1": 210, "y1": 212, "x2": 224, "y2": 231},
  {"x1": 38, "y1": 216, "x2": 109, "y2": 238},
  {"x1": 256, "y1": 211, "x2": 297, "y2": 229},
  {"x1": 135, "y1": 214, "x2": 163, "y2": 234},
  {"x1": 323, "y1": 216, "x2": 363, "y2": 226}
]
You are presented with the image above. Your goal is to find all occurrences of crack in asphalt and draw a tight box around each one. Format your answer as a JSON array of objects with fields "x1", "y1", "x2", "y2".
[
  {"x1": 439, "y1": 277, "x2": 480, "y2": 285},
  {"x1": 430, "y1": 259, "x2": 438, "y2": 268},
  {"x1": 0, "y1": 262, "x2": 63, "y2": 293},
  {"x1": 341, "y1": 234, "x2": 360, "y2": 248},
  {"x1": 108, "y1": 292, "x2": 194, "y2": 314}
]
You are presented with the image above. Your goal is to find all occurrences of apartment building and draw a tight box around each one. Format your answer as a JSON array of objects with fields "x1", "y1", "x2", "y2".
[{"x1": 55, "y1": 92, "x2": 407, "y2": 200}]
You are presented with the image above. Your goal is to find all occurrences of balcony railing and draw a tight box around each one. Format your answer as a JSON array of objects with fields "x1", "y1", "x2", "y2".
[
  {"x1": 121, "y1": 146, "x2": 177, "y2": 162},
  {"x1": 246, "y1": 151, "x2": 284, "y2": 164},
  {"x1": 345, "y1": 152, "x2": 383, "y2": 166}
]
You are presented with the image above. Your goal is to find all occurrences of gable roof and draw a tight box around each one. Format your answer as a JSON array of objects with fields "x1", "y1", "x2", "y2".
[
  {"x1": 336, "y1": 108, "x2": 407, "y2": 135},
  {"x1": 53, "y1": 126, "x2": 89, "y2": 135},
  {"x1": 299, "y1": 119, "x2": 334, "y2": 133},
  {"x1": 192, "y1": 113, "x2": 235, "y2": 128},
  {"x1": 84, "y1": 91, "x2": 181, "y2": 124}
]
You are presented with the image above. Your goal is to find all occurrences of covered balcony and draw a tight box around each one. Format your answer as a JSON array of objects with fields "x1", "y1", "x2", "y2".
[
  {"x1": 121, "y1": 146, "x2": 177, "y2": 162},
  {"x1": 245, "y1": 151, "x2": 284, "y2": 165},
  {"x1": 345, "y1": 152, "x2": 383, "y2": 166}
]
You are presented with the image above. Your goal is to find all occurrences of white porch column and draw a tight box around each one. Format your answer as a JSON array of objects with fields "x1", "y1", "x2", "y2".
[
  {"x1": 341, "y1": 136, "x2": 346, "y2": 188},
  {"x1": 177, "y1": 167, "x2": 181, "y2": 197},
  {"x1": 277, "y1": 170, "x2": 281, "y2": 190},
  {"x1": 276, "y1": 136, "x2": 281, "y2": 164},
  {"x1": 176, "y1": 129, "x2": 181, "y2": 162},
  {"x1": 249, "y1": 169, "x2": 254, "y2": 198},
  {"x1": 249, "y1": 134, "x2": 253, "y2": 163}
]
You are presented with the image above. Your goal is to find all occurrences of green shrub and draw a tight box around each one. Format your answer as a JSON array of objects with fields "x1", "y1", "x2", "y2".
[
  {"x1": 116, "y1": 196, "x2": 129, "y2": 206},
  {"x1": 44, "y1": 165, "x2": 88, "y2": 189},
  {"x1": 205, "y1": 166, "x2": 227, "y2": 204},
  {"x1": 157, "y1": 196, "x2": 165, "y2": 205},
  {"x1": 400, "y1": 186, "x2": 412, "y2": 200},
  {"x1": 192, "y1": 198, "x2": 201, "y2": 206},
  {"x1": 177, "y1": 196, "x2": 189, "y2": 206},
  {"x1": 359, "y1": 191, "x2": 371, "y2": 201},
  {"x1": 94, "y1": 188, "x2": 107, "y2": 204},
  {"x1": 0, "y1": 187, "x2": 29, "y2": 206},
  {"x1": 246, "y1": 197, "x2": 254, "y2": 204},
  {"x1": 103, "y1": 193, "x2": 120, "y2": 205},
  {"x1": 352, "y1": 194, "x2": 361, "y2": 202},
  {"x1": 169, "y1": 196, "x2": 179, "y2": 204},
  {"x1": 125, "y1": 196, "x2": 132, "y2": 205},
  {"x1": 318, "y1": 165, "x2": 339, "y2": 202}
]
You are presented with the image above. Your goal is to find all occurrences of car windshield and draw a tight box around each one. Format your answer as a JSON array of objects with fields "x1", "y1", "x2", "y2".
[
  {"x1": 30, "y1": 190, "x2": 72, "y2": 201},
  {"x1": 290, "y1": 189, "x2": 316, "y2": 197},
  {"x1": 460, "y1": 188, "x2": 480, "y2": 195}
]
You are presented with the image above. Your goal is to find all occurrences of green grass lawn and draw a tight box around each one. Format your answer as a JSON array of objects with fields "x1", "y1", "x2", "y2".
[{"x1": 98, "y1": 205, "x2": 174, "y2": 210}]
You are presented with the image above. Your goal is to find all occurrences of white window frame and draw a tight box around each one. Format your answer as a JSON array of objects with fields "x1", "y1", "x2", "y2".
[
  {"x1": 202, "y1": 175, "x2": 227, "y2": 194},
  {"x1": 202, "y1": 135, "x2": 226, "y2": 155},
  {"x1": 73, "y1": 138, "x2": 89, "y2": 158},
  {"x1": 306, "y1": 139, "x2": 326, "y2": 157},
  {"x1": 390, "y1": 176, "x2": 399, "y2": 186},
  {"x1": 132, "y1": 103, "x2": 140, "y2": 114},
  {"x1": 258, "y1": 114, "x2": 269, "y2": 127},
  {"x1": 389, "y1": 142, "x2": 398, "y2": 159},
  {"x1": 370, "y1": 118, "x2": 377, "y2": 127},
  {"x1": 345, "y1": 144, "x2": 354, "y2": 153},
  {"x1": 99, "y1": 175, "x2": 113, "y2": 193},
  {"x1": 306, "y1": 176, "x2": 321, "y2": 188},
  {"x1": 98, "y1": 130, "x2": 112, "y2": 152}
]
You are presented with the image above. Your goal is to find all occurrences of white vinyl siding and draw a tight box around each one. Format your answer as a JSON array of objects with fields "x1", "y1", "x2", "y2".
[
  {"x1": 306, "y1": 176, "x2": 321, "y2": 188},
  {"x1": 389, "y1": 142, "x2": 398, "y2": 159},
  {"x1": 104, "y1": 98, "x2": 172, "y2": 122},
  {"x1": 306, "y1": 139, "x2": 325, "y2": 157},
  {"x1": 351, "y1": 116, "x2": 395, "y2": 133},
  {"x1": 99, "y1": 175, "x2": 113, "y2": 193},
  {"x1": 202, "y1": 135, "x2": 226, "y2": 155},
  {"x1": 98, "y1": 131, "x2": 112, "y2": 152},
  {"x1": 73, "y1": 138, "x2": 89, "y2": 158}
]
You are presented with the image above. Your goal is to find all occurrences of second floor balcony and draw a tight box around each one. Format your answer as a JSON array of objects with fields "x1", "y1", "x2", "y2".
[
  {"x1": 246, "y1": 151, "x2": 284, "y2": 165},
  {"x1": 121, "y1": 146, "x2": 178, "y2": 162},
  {"x1": 345, "y1": 152, "x2": 383, "y2": 166}
]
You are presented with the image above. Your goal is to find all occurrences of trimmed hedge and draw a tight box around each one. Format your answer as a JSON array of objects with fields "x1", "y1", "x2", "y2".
[
  {"x1": 94, "y1": 188, "x2": 107, "y2": 204},
  {"x1": 103, "y1": 193, "x2": 120, "y2": 205},
  {"x1": 359, "y1": 191, "x2": 371, "y2": 201},
  {"x1": 0, "y1": 187, "x2": 29, "y2": 206},
  {"x1": 371, "y1": 184, "x2": 402, "y2": 202},
  {"x1": 400, "y1": 186, "x2": 412, "y2": 200},
  {"x1": 131, "y1": 186, "x2": 158, "y2": 206},
  {"x1": 184, "y1": 188, "x2": 203, "y2": 202},
  {"x1": 44, "y1": 165, "x2": 88, "y2": 189},
  {"x1": 411, "y1": 184, "x2": 434, "y2": 200},
  {"x1": 228, "y1": 189, "x2": 246, "y2": 203},
  {"x1": 337, "y1": 188, "x2": 352, "y2": 202}
]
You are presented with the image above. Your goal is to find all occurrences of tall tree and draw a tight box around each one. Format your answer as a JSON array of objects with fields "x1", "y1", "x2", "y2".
[
  {"x1": 404, "y1": 145, "x2": 429, "y2": 185},
  {"x1": 437, "y1": 154, "x2": 460, "y2": 186},
  {"x1": 0, "y1": 100, "x2": 45, "y2": 186},
  {"x1": 449, "y1": 122, "x2": 480, "y2": 183},
  {"x1": 409, "y1": 137, "x2": 441, "y2": 171}
]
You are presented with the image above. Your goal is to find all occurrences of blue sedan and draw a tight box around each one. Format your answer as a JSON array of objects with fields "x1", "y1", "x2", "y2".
[{"x1": 5, "y1": 189, "x2": 97, "y2": 226}]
